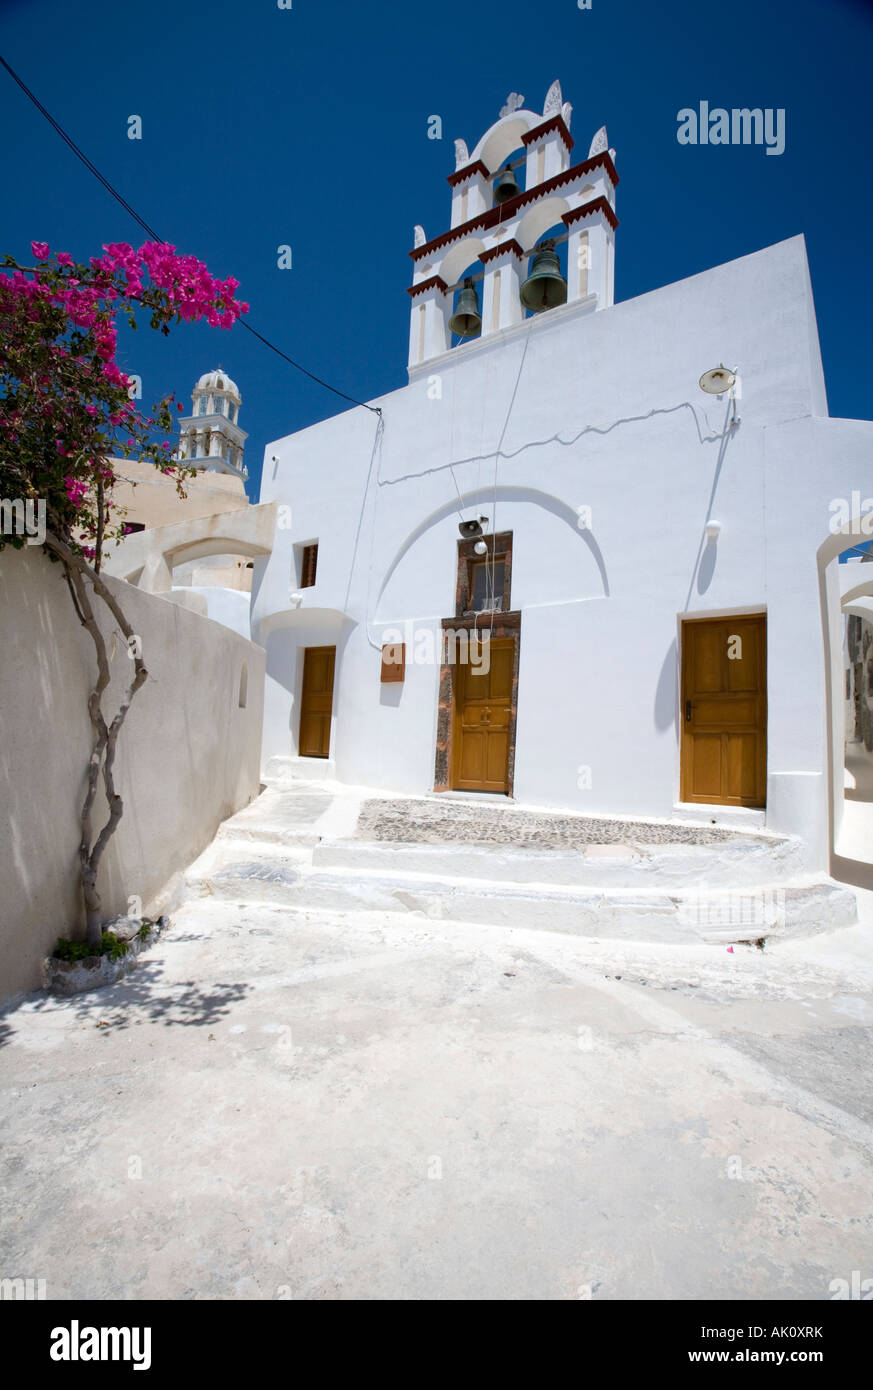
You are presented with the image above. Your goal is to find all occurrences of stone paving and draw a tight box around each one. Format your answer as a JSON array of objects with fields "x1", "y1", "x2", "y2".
[
  {"x1": 355, "y1": 796, "x2": 765, "y2": 847},
  {"x1": 1, "y1": 846, "x2": 871, "y2": 1299}
]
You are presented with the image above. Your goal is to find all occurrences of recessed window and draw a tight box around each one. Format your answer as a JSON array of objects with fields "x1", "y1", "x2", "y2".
[
  {"x1": 455, "y1": 531, "x2": 512, "y2": 619},
  {"x1": 300, "y1": 542, "x2": 318, "y2": 589},
  {"x1": 470, "y1": 558, "x2": 504, "y2": 612}
]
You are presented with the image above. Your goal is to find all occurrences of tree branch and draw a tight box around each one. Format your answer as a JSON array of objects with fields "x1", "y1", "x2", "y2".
[{"x1": 44, "y1": 530, "x2": 149, "y2": 942}]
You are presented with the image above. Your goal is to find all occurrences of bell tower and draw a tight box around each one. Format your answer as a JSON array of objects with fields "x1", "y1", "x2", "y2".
[
  {"x1": 178, "y1": 367, "x2": 249, "y2": 480},
  {"x1": 407, "y1": 81, "x2": 618, "y2": 376}
]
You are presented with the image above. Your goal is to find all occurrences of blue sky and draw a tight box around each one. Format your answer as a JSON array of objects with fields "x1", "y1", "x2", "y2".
[{"x1": 1, "y1": 0, "x2": 871, "y2": 501}]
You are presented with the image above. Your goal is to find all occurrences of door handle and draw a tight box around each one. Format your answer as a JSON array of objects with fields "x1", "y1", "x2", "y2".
[{"x1": 685, "y1": 700, "x2": 692, "y2": 722}]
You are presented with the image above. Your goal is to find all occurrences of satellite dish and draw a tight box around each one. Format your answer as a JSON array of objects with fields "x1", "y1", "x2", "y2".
[{"x1": 698, "y1": 365, "x2": 736, "y2": 395}]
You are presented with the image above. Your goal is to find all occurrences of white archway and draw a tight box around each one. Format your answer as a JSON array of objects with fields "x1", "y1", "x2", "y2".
[{"x1": 818, "y1": 523, "x2": 873, "y2": 886}]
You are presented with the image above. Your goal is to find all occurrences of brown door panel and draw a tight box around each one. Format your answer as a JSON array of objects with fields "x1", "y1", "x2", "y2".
[
  {"x1": 681, "y1": 616, "x2": 766, "y2": 807},
  {"x1": 688, "y1": 733, "x2": 723, "y2": 799},
  {"x1": 692, "y1": 696, "x2": 760, "y2": 727},
  {"x1": 452, "y1": 635, "x2": 514, "y2": 793},
  {"x1": 299, "y1": 646, "x2": 335, "y2": 758}
]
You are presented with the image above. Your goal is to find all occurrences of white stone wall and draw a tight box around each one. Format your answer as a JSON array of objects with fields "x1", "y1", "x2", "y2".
[{"x1": 0, "y1": 548, "x2": 265, "y2": 998}]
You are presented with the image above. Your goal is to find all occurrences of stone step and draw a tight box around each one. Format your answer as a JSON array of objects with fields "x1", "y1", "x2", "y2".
[
  {"x1": 264, "y1": 755, "x2": 336, "y2": 783},
  {"x1": 189, "y1": 844, "x2": 856, "y2": 945},
  {"x1": 224, "y1": 782, "x2": 802, "y2": 859},
  {"x1": 310, "y1": 835, "x2": 805, "y2": 889},
  {"x1": 214, "y1": 783, "x2": 350, "y2": 848}
]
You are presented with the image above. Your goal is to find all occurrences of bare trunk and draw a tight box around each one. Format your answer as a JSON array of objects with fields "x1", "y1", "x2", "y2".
[{"x1": 44, "y1": 533, "x2": 148, "y2": 946}]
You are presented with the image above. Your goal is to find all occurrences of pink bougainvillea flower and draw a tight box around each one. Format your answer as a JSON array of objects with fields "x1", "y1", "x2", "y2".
[
  {"x1": 64, "y1": 477, "x2": 89, "y2": 507},
  {"x1": 56, "y1": 252, "x2": 73, "y2": 267},
  {"x1": 30, "y1": 241, "x2": 50, "y2": 260}
]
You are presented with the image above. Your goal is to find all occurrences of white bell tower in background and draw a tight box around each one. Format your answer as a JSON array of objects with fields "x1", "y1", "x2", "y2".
[
  {"x1": 178, "y1": 367, "x2": 249, "y2": 480},
  {"x1": 407, "y1": 80, "x2": 618, "y2": 375}
]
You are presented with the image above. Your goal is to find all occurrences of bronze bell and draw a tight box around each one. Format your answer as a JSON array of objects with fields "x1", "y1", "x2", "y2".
[
  {"x1": 449, "y1": 278, "x2": 482, "y2": 338},
  {"x1": 492, "y1": 164, "x2": 520, "y2": 205},
  {"x1": 519, "y1": 239, "x2": 568, "y2": 313}
]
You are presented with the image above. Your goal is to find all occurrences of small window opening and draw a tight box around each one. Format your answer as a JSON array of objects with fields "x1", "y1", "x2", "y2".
[
  {"x1": 470, "y1": 558, "x2": 505, "y2": 612},
  {"x1": 300, "y1": 543, "x2": 318, "y2": 589}
]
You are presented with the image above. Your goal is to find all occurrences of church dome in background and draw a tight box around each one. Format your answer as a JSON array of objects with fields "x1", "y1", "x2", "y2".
[{"x1": 194, "y1": 367, "x2": 240, "y2": 401}]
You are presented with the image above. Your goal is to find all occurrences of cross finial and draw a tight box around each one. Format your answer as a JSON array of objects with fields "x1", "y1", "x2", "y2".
[{"x1": 499, "y1": 92, "x2": 525, "y2": 119}]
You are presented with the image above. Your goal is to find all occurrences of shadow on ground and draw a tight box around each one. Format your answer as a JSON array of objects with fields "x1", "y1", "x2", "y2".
[{"x1": 0, "y1": 961, "x2": 251, "y2": 1043}]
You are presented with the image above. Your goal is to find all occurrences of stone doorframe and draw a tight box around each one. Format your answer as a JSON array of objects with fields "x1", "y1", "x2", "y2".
[
  {"x1": 434, "y1": 530, "x2": 519, "y2": 794},
  {"x1": 433, "y1": 612, "x2": 521, "y2": 795}
]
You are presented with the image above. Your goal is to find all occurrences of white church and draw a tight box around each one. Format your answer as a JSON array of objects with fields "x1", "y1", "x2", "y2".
[{"x1": 249, "y1": 80, "x2": 872, "y2": 879}]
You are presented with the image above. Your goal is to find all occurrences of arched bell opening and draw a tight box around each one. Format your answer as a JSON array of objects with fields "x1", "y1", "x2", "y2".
[
  {"x1": 474, "y1": 117, "x2": 534, "y2": 181},
  {"x1": 519, "y1": 220, "x2": 568, "y2": 318},
  {"x1": 448, "y1": 257, "x2": 485, "y2": 345},
  {"x1": 490, "y1": 144, "x2": 526, "y2": 209}
]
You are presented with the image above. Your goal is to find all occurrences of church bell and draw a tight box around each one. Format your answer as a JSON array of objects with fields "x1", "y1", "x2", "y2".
[
  {"x1": 448, "y1": 278, "x2": 482, "y2": 338},
  {"x1": 492, "y1": 164, "x2": 520, "y2": 205},
  {"x1": 519, "y1": 239, "x2": 568, "y2": 313}
]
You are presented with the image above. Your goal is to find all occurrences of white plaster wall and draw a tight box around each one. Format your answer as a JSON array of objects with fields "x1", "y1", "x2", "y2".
[
  {"x1": 180, "y1": 586, "x2": 253, "y2": 639},
  {"x1": 253, "y1": 236, "x2": 872, "y2": 868},
  {"x1": 0, "y1": 548, "x2": 265, "y2": 999}
]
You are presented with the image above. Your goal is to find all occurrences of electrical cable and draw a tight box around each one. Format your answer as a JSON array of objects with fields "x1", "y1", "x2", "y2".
[{"x1": 0, "y1": 53, "x2": 381, "y2": 417}]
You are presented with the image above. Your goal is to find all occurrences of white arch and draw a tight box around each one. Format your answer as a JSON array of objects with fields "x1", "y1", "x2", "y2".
[
  {"x1": 375, "y1": 482, "x2": 609, "y2": 619},
  {"x1": 517, "y1": 195, "x2": 572, "y2": 253},
  {"x1": 470, "y1": 111, "x2": 541, "y2": 175},
  {"x1": 844, "y1": 598, "x2": 873, "y2": 622},
  {"x1": 841, "y1": 577, "x2": 873, "y2": 608},
  {"x1": 817, "y1": 513, "x2": 873, "y2": 884},
  {"x1": 440, "y1": 236, "x2": 488, "y2": 288}
]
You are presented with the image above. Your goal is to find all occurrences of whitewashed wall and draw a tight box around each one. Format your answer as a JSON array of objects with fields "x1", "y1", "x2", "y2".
[
  {"x1": 253, "y1": 236, "x2": 873, "y2": 868},
  {"x1": 0, "y1": 549, "x2": 264, "y2": 998}
]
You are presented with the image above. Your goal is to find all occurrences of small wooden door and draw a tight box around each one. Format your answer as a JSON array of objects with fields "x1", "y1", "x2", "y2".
[
  {"x1": 298, "y1": 646, "x2": 335, "y2": 758},
  {"x1": 452, "y1": 636, "x2": 514, "y2": 793},
  {"x1": 681, "y1": 615, "x2": 766, "y2": 807}
]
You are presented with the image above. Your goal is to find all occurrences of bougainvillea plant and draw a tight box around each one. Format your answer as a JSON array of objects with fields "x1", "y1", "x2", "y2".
[{"x1": 0, "y1": 239, "x2": 248, "y2": 943}]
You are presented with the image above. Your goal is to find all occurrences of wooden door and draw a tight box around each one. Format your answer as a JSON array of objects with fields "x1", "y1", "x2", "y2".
[
  {"x1": 298, "y1": 646, "x2": 335, "y2": 758},
  {"x1": 452, "y1": 636, "x2": 514, "y2": 793},
  {"x1": 681, "y1": 615, "x2": 766, "y2": 807}
]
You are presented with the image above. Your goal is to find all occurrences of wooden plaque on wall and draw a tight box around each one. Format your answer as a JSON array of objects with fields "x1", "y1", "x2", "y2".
[{"x1": 381, "y1": 642, "x2": 406, "y2": 683}]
